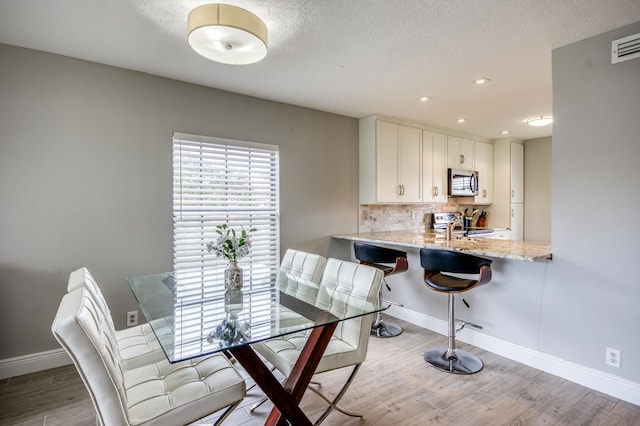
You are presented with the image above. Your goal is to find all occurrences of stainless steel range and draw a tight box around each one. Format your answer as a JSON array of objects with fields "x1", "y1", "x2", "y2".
[
  {"x1": 431, "y1": 212, "x2": 509, "y2": 239},
  {"x1": 432, "y1": 212, "x2": 463, "y2": 231}
]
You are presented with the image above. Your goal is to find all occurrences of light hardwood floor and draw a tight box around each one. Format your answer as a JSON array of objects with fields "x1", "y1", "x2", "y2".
[{"x1": 1, "y1": 318, "x2": 639, "y2": 425}]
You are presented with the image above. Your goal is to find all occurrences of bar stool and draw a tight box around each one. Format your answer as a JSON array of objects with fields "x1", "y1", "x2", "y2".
[
  {"x1": 354, "y1": 242, "x2": 408, "y2": 337},
  {"x1": 419, "y1": 248, "x2": 492, "y2": 374}
]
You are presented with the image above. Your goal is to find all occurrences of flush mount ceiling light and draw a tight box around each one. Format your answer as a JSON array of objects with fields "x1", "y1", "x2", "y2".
[
  {"x1": 418, "y1": 96, "x2": 432, "y2": 102},
  {"x1": 526, "y1": 114, "x2": 553, "y2": 127},
  {"x1": 188, "y1": 4, "x2": 268, "y2": 65},
  {"x1": 457, "y1": 118, "x2": 468, "y2": 123}
]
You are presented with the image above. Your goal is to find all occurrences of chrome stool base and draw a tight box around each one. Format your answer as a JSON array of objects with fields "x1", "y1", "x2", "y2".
[
  {"x1": 371, "y1": 320, "x2": 402, "y2": 338},
  {"x1": 423, "y1": 347, "x2": 483, "y2": 375}
]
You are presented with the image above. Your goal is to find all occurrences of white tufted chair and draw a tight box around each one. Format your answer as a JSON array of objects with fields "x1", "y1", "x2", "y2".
[
  {"x1": 66, "y1": 267, "x2": 168, "y2": 370},
  {"x1": 276, "y1": 249, "x2": 327, "y2": 329},
  {"x1": 279, "y1": 249, "x2": 327, "y2": 282},
  {"x1": 52, "y1": 287, "x2": 246, "y2": 426},
  {"x1": 252, "y1": 258, "x2": 383, "y2": 425}
]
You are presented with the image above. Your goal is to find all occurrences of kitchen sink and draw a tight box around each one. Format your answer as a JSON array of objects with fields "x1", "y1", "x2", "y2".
[{"x1": 466, "y1": 228, "x2": 494, "y2": 237}]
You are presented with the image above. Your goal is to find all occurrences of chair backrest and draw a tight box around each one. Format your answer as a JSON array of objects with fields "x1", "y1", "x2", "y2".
[
  {"x1": 278, "y1": 249, "x2": 327, "y2": 303},
  {"x1": 280, "y1": 249, "x2": 327, "y2": 282},
  {"x1": 353, "y1": 242, "x2": 407, "y2": 265},
  {"x1": 67, "y1": 267, "x2": 117, "y2": 332},
  {"x1": 420, "y1": 248, "x2": 492, "y2": 274},
  {"x1": 316, "y1": 258, "x2": 383, "y2": 354},
  {"x1": 52, "y1": 288, "x2": 129, "y2": 425}
]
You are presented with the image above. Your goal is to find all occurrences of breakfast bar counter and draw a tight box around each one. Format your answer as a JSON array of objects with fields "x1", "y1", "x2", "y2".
[
  {"x1": 329, "y1": 230, "x2": 554, "y2": 357},
  {"x1": 332, "y1": 231, "x2": 552, "y2": 262}
]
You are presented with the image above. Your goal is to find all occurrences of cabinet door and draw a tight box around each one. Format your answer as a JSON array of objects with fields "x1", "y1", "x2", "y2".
[
  {"x1": 474, "y1": 141, "x2": 493, "y2": 204},
  {"x1": 448, "y1": 136, "x2": 475, "y2": 169},
  {"x1": 459, "y1": 138, "x2": 475, "y2": 169},
  {"x1": 511, "y1": 203, "x2": 524, "y2": 241},
  {"x1": 422, "y1": 131, "x2": 448, "y2": 203},
  {"x1": 376, "y1": 121, "x2": 400, "y2": 202},
  {"x1": 397, "y1": 126, "x2": 422, "y2": 202},
  {"x1": 511, "y1": 142, "x2": 524, "y2": 203},
  {"x1": 447, "y1": 136, "x2": 460, "y2": 168}
]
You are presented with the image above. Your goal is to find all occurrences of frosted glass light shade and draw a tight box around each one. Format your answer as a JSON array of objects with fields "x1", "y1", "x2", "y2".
[
  {"x1": 526, "y1": 114, "x2": 553, "y2": 127},
  {"x1": 188, "y1": 4, "x2": 267, "y2": 65}
]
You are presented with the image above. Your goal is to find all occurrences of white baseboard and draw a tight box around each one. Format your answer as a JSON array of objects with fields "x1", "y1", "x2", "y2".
[
  {"x1": 387, "y1": 305, "x2": 640, "y2": 407},
  {"x1": 0, "y1": 349, "x2": 71, "y2": 380}
]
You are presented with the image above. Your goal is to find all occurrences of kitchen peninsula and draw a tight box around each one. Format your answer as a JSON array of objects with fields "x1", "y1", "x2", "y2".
[
  {"x1": 332, "y1": 231, "x2": 552, "y2": 262},
  {"x1": 329, "y1": 231, "x2": 553, "y2": 367}
]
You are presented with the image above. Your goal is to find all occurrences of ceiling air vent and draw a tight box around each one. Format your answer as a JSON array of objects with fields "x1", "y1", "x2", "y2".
[{"x1": 612, "y1": 32, "x2": 640, "y2": 64}]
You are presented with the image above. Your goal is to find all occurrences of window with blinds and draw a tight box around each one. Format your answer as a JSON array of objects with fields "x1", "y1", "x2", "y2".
[{"x1": 172, "y1": 132, "x2": 280, "y2": 347}]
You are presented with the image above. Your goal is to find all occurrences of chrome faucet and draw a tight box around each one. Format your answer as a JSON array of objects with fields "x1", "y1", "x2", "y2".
[{"x1": 446, "y1": 219, "x2": 462, "y2": 241}]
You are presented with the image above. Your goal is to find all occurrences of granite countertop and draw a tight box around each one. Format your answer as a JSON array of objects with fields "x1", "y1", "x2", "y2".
[{"x1": 332, "y1": 231, "x2": 552, "y2": 262}]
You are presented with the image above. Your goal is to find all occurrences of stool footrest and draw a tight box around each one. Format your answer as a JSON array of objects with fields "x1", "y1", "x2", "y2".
[{"x1": 455, "y1": 319, "x2": 483, "y2": 332}]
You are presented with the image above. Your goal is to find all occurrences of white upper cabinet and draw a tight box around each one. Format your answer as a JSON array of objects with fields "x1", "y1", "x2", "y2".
[
  {"x1": 359, "y1": 117, "x2": 422, "y2": 203},
  {"x1": 422, "y1": 130, "x2": 448, "y2": 203},
  {"x1": 474, "y1": 141, "x2": 494, "y2": 205},
  {"x1": 447, "y1": 136, "x2": 475, "y2": 170}
]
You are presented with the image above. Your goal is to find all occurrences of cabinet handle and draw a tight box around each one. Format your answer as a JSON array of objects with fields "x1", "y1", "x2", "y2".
[
  {"x1": 433, "y1": 186, "x2": 438, "y2": 197},
  {"x1": 460, "y1": 154, "x2": 465, "y2": 164},
  {"x1": 511, "y1": 189, "x2": 515, "y2": 199},
  {"x1": 482, "y1": 189, "x2": 487, "y2": 198},
  {"x1": 512, "y1": 208, "x2": 514, "y2": 218},
  {"x1": 399, "y1": 184, "x2": 404, "y2": 196}
]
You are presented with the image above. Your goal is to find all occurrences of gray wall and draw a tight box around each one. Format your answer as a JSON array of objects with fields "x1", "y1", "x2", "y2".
[
  {"x1": 524, "y1": 136, "x2": 551, "y2": 243},
  {"x1": 0, "y1": 44, "x2": 359, "y2": 359},
  {"x1": 547, "y1": 22, "x2": 640, "y2": 381}
]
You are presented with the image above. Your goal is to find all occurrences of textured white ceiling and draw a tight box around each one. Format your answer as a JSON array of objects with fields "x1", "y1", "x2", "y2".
[{"x1": 1, "y1": 0, "x2": 640, "y2": 140}]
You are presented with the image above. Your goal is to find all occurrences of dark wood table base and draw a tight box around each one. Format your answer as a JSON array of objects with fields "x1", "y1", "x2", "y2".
[{"x1": 229, "y1": 322, "x2": 338, "y2": 426}]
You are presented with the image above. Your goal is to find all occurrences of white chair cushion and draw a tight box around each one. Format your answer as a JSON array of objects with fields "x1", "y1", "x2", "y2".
[
  {"x1": 123, "y1": 356, "x2": 246, "y2": 426},
  {"x1": 253, "y1": 330, "x2": 362, "y2": 377},
  {"x1": 52, "y1": 288, "x2": 246, "y2": 426},
  {"x1": 116, "y1": 321, "x2": 169, "y2": 369},
  {"x1": 67, "y1": 267, "x2": 166, "y2": 369}
]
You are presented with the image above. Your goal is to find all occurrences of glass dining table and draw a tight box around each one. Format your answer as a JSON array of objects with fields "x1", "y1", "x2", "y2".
[{"x1": 126, "y1": 266, "x2": 384, "y2": 426}]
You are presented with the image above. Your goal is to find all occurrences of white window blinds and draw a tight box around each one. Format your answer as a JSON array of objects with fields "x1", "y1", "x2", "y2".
[{"x1": 172, "y1": 132, "x2": 280, "y2": 296}]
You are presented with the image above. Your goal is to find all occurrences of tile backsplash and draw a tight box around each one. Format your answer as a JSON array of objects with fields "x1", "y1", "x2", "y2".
[{"x1": 359, "y1": 201, "x2": 483, "y2": 232}]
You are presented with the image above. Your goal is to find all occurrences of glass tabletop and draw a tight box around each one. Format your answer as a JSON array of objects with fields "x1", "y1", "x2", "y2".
[{"x1": 126, "y1": 267, "x2": 384, "y2": 363}]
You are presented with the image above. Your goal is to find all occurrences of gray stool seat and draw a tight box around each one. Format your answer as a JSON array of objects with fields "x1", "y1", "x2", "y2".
[
  {"x1": 420, "y1": 248, "x2": 492, "y2": 374},
  {"x1": 354, "y1": 242, "x2": 408, "y2": 338}
]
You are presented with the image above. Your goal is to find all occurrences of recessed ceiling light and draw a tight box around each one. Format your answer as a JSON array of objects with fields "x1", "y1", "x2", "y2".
[
  {"x1": 457, "y1": 118, "x2": 467, "y2": 123},
  {"x1": 526, "y1": 114, "x2": 553, "y2": 127},
  {"x1": 474, "y1": 77, "x2": 491, "y2": 84},
  {"x1": 418, "y1": 96, "x2": 431, "y2": 102},
  {"x1": 500, "y1": 130, "x2": 510, "y2": 135}
]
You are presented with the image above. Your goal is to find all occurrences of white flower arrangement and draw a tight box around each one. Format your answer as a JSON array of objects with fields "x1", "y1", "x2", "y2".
[{"x1": 206, "y1": 224, "x2": 256, "y2": 262}]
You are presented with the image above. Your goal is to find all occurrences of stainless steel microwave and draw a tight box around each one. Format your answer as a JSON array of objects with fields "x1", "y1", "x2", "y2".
[{"x1": 448, "y1": 168, "x2": 479, "y2": 196}]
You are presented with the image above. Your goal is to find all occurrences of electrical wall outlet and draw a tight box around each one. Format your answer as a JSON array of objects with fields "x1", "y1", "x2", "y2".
[
  {"x1": 127, "y1": 310, "x2": 138, "y2": 327},
  {"x1": 606, "y1": 347, "x2": 621, "y2": 368}
]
